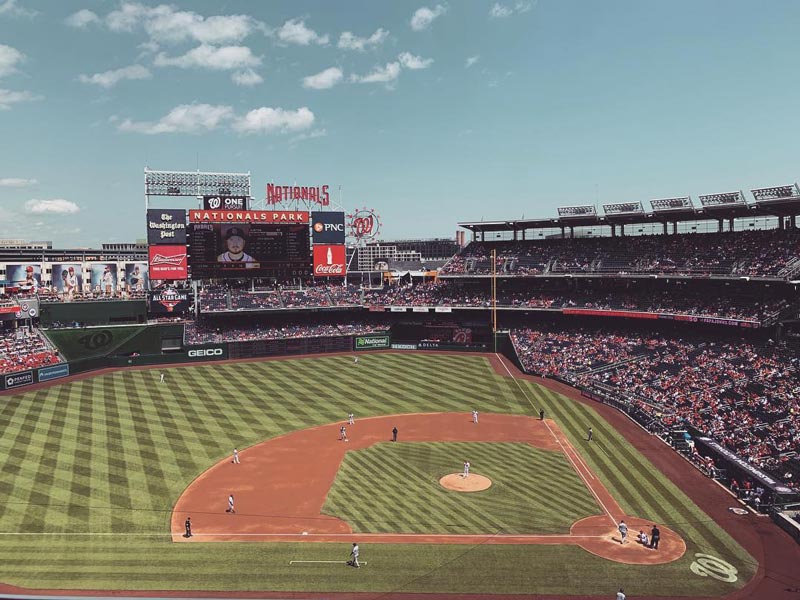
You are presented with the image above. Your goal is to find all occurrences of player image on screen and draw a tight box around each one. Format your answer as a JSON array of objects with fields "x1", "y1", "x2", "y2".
[{"x1": 218, "y1": 226, "x2": 255, "y2": 263}]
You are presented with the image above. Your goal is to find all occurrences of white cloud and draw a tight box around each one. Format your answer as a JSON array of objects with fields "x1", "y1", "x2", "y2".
[
  {"x1": 465, "y1": 55, "x2": 480, "y2": 68},
  {"x1": 290, "y1": 128, "x2": 327, "y2": 144},
  {"x1": 116, "y1": 104, "x2": 314, "y2": 136},
  {"x1": 105, "y1": 3, "x2": 261, "y2": 45},
  {"x1": 398, "y1": 52, "x2": 433, "y2": 70},
  {"x1": 490, "y1": 1, "x2": 533, "y2": 18},
  {"x1": 79, "y1": 65, "x2": 151, "y2": 88},
  {"x1": 0, "y1": 0, "x2": 37, "y2": 18},
  {"x1": 337, "y1": 28, "x2": 388, "y2": 51},
  {"x1": 117, "y1": 103, "x2": 234, "y2": 134},
  {"x1": 0, "y1": 44, "x2": 24, "y2": 77},
  {"x1": 276, "y1": 19, "x2": 329, "y2": 46},
  {"x1": 232, "y1": 107, "x2": 315, "y2": 134},
  {"x1": 350, "y1": 62, "x2": 402, "y2": 86},
  {"x1": 302, "y1": 67, "x2": 343, "y2": 90},
  {"x1": 65, "y1": 9, "x2": 99, "y2": 28},
  {"x1": 0, "y1": 178, "x2": 36, "y2": 187},
  {"x1": 25, "y1": 199, "x2": 80, "y2": 215},
  {"x1": 232, "y1": 69, "x2": 263, "y2": 86},
  {"x1": 0, "y1": 88, "x2": 41, "y2": 109},
  {"x1": 154, "y1": 45, "x2": 261, "y2": 71},
  {"x1": 410, "y1": 4, "x2": 447, "y2": 31}
]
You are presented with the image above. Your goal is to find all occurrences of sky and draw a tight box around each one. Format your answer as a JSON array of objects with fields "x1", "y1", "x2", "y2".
[{"x1": 1, "y1": 0, "x2": 800, "y2": 247}]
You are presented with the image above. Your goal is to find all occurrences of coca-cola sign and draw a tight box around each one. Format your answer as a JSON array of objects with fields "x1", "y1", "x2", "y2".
[
  {"x1": 313, "y1": 245, "x2": 346, "y2": 277},
  {"x1": 347, "y1": 207, "x2": 382, "y2": 241}
]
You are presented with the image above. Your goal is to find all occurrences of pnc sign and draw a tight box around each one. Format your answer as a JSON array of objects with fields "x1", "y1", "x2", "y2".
[{"x1": 311, "y1": 211, "x2": 346, "y2": 244}]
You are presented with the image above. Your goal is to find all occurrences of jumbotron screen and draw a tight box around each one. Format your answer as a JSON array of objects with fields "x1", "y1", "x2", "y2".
[{"x1": 188, "y1": 222, "x2": 310, "y2": 278}]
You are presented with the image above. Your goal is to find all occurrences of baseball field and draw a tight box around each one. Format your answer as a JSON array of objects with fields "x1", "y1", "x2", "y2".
[{"x1": 0, "y1": 352, "x2": 765, "y2": 597}]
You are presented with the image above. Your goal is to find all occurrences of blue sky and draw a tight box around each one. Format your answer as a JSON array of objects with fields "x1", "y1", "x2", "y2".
[{"x1": 1, "y1": 0, "x2": 799, "y2": 247}]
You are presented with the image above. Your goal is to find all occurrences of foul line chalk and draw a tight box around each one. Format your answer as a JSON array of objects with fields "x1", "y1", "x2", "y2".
[{"x1": 289, "y1": 560, "x2": 367, "y2": 565}]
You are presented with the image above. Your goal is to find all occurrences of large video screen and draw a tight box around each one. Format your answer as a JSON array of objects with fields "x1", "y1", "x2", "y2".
[{"x1": 188, "y1": 223, "x2": 310, "y2": 278}]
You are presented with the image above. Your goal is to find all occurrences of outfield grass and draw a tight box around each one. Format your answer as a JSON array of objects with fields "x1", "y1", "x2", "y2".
[
  {"x1": 0, "y1": 353, "x2": 757, "y2": 596},
  {"x1": 324, "y1": 441, "x2": 599, "y2": 534}
]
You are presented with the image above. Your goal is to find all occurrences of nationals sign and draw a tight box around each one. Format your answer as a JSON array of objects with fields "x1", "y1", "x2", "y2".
[
  {"x1": 266, "y1": 184, "x2": 330, "y2": 206},
  {"x1": 347, "y1": 207, "x2": 382, "y2": 241},
  {"x1": 148, "y1": 245, "x2": 188, "y2": 280},
  {"x1": 189, "y1": 210, "x2": 309, "y2": 224},
  {"x1": 313, "y1": 245, "x2": 346, "y2": 277}
]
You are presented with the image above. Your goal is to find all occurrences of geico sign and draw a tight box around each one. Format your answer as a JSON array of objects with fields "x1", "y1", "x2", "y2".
[{"x1": 187, "y1": 348, "x2": 223, "y2": 358}]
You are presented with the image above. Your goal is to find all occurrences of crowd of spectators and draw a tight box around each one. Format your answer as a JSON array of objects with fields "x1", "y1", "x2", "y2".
[
  {"x1": 441, "y1": 230, "x2": 800, "y2": 279},
  {"x1": 209, "y1": 281, "x2": 786, "y2": 323},
  {"x1": 0, "y1": 328, "x2": 62, "y2": 374},
  {"x1": 510, "y1": 327, "x2": 800, "y2": 485},
  {"x1": 185, "y1": 321, "x2": 389, "y2": 344}
]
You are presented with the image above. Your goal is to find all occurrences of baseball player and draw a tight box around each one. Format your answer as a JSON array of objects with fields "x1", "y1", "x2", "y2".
[
  {"x1": 463, "y1": 461, "x2": 470, "y2": 478},
  {"x1": 616, "y1": 589, "x2": 626, "y2": 600},
  {"x1": 227, "y1": 494, "x2": 235, "y2": 514},
  {"x1": 587, "y1": 427, "x2": 593, "y2": 441},
  {"x1": 618, "y1": 520, "x2": 628, "y2": 544},
  {"x1": 348, "y1": 413, "x2": 354, "y2": 426},
  {"x1": 160, "y1": 372, "x2": 165, "y2": 384},
  {"x1": 340, "y1": 425, "x2": 348, "y2": 442},
  {"x1": 350, "y1": 542, "x2": 360, "y2": 568},
  {"x1": 472, "y1": 410, "x2": 479, "y2": 424},
  {"x1": 184, "y1": 516, "x2": 192, "y2": 538},
  {"x1": 232, "y1": 448, "x2": 240, "y2": 464}
]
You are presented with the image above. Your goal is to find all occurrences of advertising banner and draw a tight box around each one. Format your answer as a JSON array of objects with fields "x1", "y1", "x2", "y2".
[
  {"x1": 202, "y1": 195, "x2": 248, "y2": 211},
  {"x1": 124, "y1": 263, "x2": 149, "y2": 292},
  {"x1": 38, "y1": 363, "x2": 69, "y2": 383},
  {"x1": 355, "y1": 335, "x2": 391, "y2": 350},
  {"x1": 51, "y1": 263, "x2": 82, "y2": 295},
  {"x1": 149, "y1": 289, "x2": 192, "y2": 314},
  {"x1": 146, "y1": 209, "x2": 187, "y2": 244},
  {"x1": 89, "y1": 263, "x2": 118, "y2": 293},
  {"x1": 412, "y1": 307, "x2": 429, "y2": 313},
  {"x1": 391, "y1": 343, "x2": 418, "y2": 350},
  {"x1": 390, "y1": 306, "x2": 407, "y2": 312},
  {"x1": 5, "y1": 264, "x2": 41, "y2": 292},
  {"x1": 189, "y1": 210, "x2": 309, "y2": 224},
  {"x1": 312, "y1": 244, "x2": 346, "y2": 277},
  {"x1": 434, "y1": 307, "x2": 452, "y2": 313},
  {"x1": 148, "y1": 246, "x2": 188, "y2": 280},
  {"x1": 183, "y1": 344, "x2": 228, "y2": 360},
  {"x1": 4, "y1": 370, "x2": 33, "y2": 390},
  {"x1": 311, "y1": 211, "x2": 346, "y2": 244}
]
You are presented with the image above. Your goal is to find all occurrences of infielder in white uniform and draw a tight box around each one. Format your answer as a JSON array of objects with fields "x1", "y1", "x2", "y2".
[
  {"x1": 227, "y1": 494, "x2": 235, "y2": 514},
  {"x1": 463, "y1": 461, "x2": 470, "y2": 478},
  {"x1": 232, "y1": 448, "x2": 240, "y2": 464},
  {"x1": 472, "y1": 410, "x2": 478, "y2": 424},
  {"x1": 348, "y1": 413, "x2": 354, "y2": 425}
]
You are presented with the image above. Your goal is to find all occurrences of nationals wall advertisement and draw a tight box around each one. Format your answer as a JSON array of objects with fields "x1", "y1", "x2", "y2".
[
  {"x1": 313, "y1": 244, "x2": 346, "y2": 277},
  {"x1": 124, "y1": 263, "x2": 150, "y2": 291},
  {"x1": 5, "y1": 264, "x2": 41, "y2": 291},
  {"x1": 311, "y1": 211, "x2": 346, "y2": 244},
  {"x1": 89, "y1": 263, "x2": 118, "y2": 292},
  {"x1": 51, "y1": 264, "x2": 82, "y2": 294},
  {"x1": 146, "y1": 209, "x2": 187, "y2": 244},
  {"x1": 148, "y1": 246, "x2": 188, "y2": 280}
]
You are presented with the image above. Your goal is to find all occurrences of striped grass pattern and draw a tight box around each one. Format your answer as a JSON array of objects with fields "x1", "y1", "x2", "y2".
[
  {"x1": 0, "y1": 353, "x2": 757, "y2": 596},
  {"x1": 324, "y1": 441, "x2": 599, "y2": 534}
]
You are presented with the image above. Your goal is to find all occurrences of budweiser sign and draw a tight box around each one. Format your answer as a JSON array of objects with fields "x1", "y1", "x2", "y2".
[
  {"x1": 313, "y1": 244, "x2": 346, "y2": 277},
  {"x1": 266, "y1": 184, "x2": 330, "y2": 206},
  {"x1": 148, "y1": 245, "x2": 188, "y2": 280},
  {"x1": 189, "y1": 210, "x2": 309, "y2": 224}
]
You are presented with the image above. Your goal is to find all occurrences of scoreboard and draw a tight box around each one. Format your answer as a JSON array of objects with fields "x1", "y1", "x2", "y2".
[{"x1": 188, "y1": 222, "x2": 310, "y2": 278}]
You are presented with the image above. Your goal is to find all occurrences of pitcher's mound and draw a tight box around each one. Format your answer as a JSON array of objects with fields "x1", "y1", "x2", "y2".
[{"x1": 439, "y1": 473, "x2": 492, "y2": 492}]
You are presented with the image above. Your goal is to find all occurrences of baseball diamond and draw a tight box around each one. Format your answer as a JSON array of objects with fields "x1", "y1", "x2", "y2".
[{"x1": 0, "y1": 351, "x2": 783, "y2": 598}]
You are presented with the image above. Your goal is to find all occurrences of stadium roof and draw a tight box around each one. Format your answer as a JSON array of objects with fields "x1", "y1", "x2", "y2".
[{"x1": 459, "y1": 189, "x2": 800, "y2": 233}]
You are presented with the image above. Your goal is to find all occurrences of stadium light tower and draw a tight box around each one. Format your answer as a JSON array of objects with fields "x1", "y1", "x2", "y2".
[{"x1": 144, "y1": 169, "x2": 251, "y2": 208}]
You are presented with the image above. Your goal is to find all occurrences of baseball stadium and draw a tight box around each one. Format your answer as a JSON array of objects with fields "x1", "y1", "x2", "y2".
[
  {"x1": 3, "y1": 3, "x2": 800, "y2": 600},
  {"x1": 0, "y1": 167, "x2": 799, "y2": 600}
]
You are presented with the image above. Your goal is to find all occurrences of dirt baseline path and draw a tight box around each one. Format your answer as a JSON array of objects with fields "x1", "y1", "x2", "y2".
[{"x1": 171, "y1": 412, "x2": 684, "y2": 565}]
